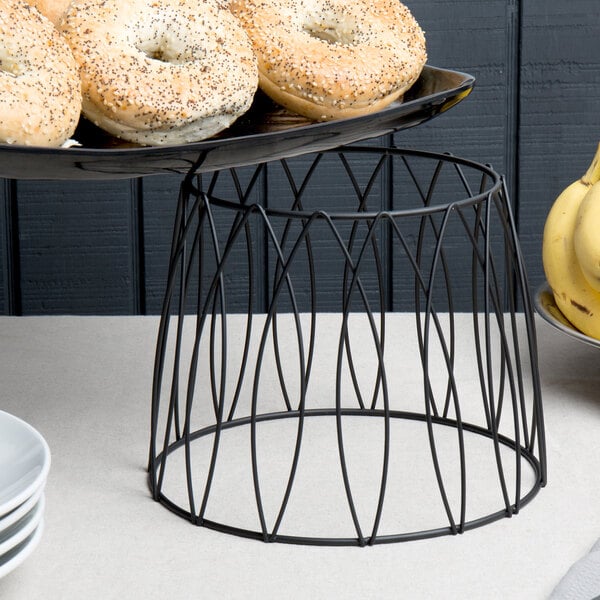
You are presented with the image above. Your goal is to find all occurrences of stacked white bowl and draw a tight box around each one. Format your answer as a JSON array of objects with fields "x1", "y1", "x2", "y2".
[{"x1": 0, "y1": 410, "x2": 50, "y2": 579}]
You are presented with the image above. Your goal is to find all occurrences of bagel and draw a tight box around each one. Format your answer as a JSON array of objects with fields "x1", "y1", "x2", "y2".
[
  {"x1": 0, "y1": 0, "x2": 81, "y2": 147},
  {"x1": 23, "y1": 0, "x2": 71, "y2": 26},
  {"x1": 230, "y1": 0, "x2": 427, "y2": 121},
  {"x1": 60, "y1": 0, "x2": 259, "y2": 146}
]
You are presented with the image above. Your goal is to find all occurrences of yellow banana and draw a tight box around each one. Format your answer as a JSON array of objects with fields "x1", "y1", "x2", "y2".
[
  {"x1": 574, "y1": 179, "x2": 600, "y2": 292},
  {"x1": 542, "y1": 142, "x2": 600, "y2": 339}
]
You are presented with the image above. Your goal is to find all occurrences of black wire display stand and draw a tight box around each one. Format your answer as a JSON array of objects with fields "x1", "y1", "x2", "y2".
[
  {"x1": 0, "y1": 65, "x2": 546, "y2": 546},
  {"x1": 147, "y1": 146, "x2": 546, "y2": 546}
]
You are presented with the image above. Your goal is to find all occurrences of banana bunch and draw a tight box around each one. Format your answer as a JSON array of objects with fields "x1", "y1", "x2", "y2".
[{"x1": 542, "y1": 142, "x2": 600, "y2": 339}]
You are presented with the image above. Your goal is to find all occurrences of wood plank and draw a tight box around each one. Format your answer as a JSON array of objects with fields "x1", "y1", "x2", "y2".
[
  {"x1": 142, "y1": 166, "x2": 266, "y2": 315},
  {"x1": 0, "y1": 181, "x2": 7, "y2": 314},
  {"x1": 398, "y1": 0, "x2": 511, "y2": 171},
  {"x1": 264, "y1": 148, "x2": 388, "y2": 312},
  {"x1": 0, "y1": 179, "x2": 19, "y2": 314},
  {"x1": 393, "y1": 0, "x2": 513, "y2": 310},
  {"x1": 15, "y1": 180, "x2": 136, "y2": 314},
  {"x1": 138, "y1": 174, "x2": 181, "y2": 315},
  {"x1": 518, "y1": 0, "x2": 600, "y2": 293}
]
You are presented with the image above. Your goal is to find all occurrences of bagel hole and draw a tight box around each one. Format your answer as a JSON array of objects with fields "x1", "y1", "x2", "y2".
[
  {"x1": 0, "y1": 60, "x2": 20, "y2": 77},
  {"x1": 303, "y1": 22, "x2": 355, "y2": 45},
  {"x1": 147, "y1": 49, "x2": 169, "y2": 63},
  {"x1": 138, "y1": 39, "x2": 182, "y2": 64}
]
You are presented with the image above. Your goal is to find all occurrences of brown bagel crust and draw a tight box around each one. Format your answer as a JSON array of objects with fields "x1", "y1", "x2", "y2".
[
  {"x1": 0, "y1": 0, "x2": 82, "y2": 146},
  {"x1": 61, "y1": 0, "x2": 258, "y2": 145},
  {"x1": 23, "y1": 0, "x2": 71, "y2": 26},
  {"x1": 230, "y1": 0, "x2": 427, "y2": 121}
]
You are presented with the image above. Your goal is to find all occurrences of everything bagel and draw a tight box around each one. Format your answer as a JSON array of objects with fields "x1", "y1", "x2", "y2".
[
  {"x1": 0, "y1": 0, "x2": 81, "y2": 146},
  {"x1": 230, "y1": 0, "x2": 427, "y2": 121},
  {"x1": 60, "y1": 0, "x2": 259, "y2": 146}
]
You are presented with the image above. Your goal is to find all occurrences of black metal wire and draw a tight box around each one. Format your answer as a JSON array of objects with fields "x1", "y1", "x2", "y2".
[{"x1": 148, "y1": 146, "x2": 546, "y2": 545}]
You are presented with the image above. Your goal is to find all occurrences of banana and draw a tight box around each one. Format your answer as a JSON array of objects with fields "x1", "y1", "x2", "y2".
[
  {"x1": 542, "y1": 142, "x2": 600, "y2": 339},
  {"x1": 574, "y1": 179, "x2": 600, "y2": 292}
]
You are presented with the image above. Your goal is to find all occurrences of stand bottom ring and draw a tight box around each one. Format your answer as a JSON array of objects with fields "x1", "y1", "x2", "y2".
[{"x1": 149, "y1": 408, "x2": 544, "y2": 547}]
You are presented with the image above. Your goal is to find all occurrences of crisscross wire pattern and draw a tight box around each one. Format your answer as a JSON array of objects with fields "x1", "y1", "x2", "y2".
[{"x1": 148, "y1": 147, "x2": 546, "y2": 546}]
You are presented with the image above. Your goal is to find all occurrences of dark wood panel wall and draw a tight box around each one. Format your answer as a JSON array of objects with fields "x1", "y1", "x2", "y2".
[{"x1": 1, "y1": 0, "x2": 599, "y2": 315}]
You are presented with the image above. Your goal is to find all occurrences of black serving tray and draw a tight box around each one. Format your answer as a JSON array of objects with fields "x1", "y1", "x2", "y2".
[{"x1": 0, "y1": 65, "x2": 474, "y2": 180}]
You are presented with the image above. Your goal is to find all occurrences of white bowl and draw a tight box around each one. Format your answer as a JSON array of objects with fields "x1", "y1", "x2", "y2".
[
  {"x1": 0, "y1": 484, "x2": 44, "y2": 536},
  {"x1": 0, "y1": 494, "x2": 44, "y2": 557},
  {"x1": 0, "y1": 519, "x2": 44, "y2": 580},
  {"x1": 0, "y1": 411, "x2": 50, "y2": 518}
]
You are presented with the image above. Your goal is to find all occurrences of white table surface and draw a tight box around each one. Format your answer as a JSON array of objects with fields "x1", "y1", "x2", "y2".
[{"x1": 0, "y1": 313, "x2": 598, "y2": 600}]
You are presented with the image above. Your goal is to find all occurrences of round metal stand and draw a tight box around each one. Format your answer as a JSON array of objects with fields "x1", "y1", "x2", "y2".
[{"x1": 148, "y1": 146, "x2": 546, "y2": 546}]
